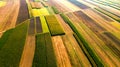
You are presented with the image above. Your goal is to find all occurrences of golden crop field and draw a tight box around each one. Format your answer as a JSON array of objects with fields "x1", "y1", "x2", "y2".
[{"x1": 0, "y1": 0, "x2": 120, "y2": 67}]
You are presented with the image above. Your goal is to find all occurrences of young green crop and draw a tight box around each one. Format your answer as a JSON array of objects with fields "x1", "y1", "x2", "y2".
[
  {"x1": 32, "y1": 33, "x2": 57, "y2": 67},
  {"x1": 0, "y1": 20, "x2": 29, "y2": 67},
  {"x1": 45, "y1": 15, "x2": 65, "y2": 36}
]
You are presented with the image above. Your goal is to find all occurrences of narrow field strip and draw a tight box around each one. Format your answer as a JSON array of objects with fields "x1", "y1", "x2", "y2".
[
  {"x1": 19, "y1": 35, "x2": 35, "y2": 67},
  {"x1": 52, "y1": 36, "x2": 71, "y2": 67},
  {"x1": 32, "y1": 7, "x2": 49, "y2": 17},
  {"x1": 60, "y1": 14, "x2": 104, "y2": 67},
  {"x1": 28, "y1": 18, "x2": 35, "y2": 35},
  {"x1": 16, "y1": 0, "x2": 29, "y2": 25},
  {"x1": 40, "y1": 16, "x2": 49, "y2": 33},
  {"x1": 32, "y1": 33, "x2": 57, "y2": 67},
  {"x1": 35, "y1": 17, "x2": 43, "y2": 33},
  {"x1": 45, "y1": 15, "x2": 65, "y2": 36}
]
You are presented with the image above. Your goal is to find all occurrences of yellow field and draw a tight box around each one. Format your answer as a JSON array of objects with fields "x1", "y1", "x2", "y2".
[
  {"x1": 32, "y1": 7, "x2": 49, "y2": 17},
  {"x1": 0, "y1": 1, "x2": 6, "y2": 7},
  {"x1": 110, "y1": 22, "x2": 120, "y2": 30}
]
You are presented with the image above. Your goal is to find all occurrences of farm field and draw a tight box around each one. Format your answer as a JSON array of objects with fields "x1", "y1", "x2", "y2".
[{"x1": 0, "y1": 0, "x2": 120, "y2": 67}]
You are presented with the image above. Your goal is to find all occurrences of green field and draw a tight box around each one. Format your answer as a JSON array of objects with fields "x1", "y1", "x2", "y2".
[
  {"x1": 45, "y1": 15, "x2": 65, "y2": 36},
  {"x1": 40, "y1": 16, "x2": 49, "y2": 33},
  {"x1": 0, "y1": 20, "x2": 29, "y2": 67},
  {"x1": 32, "y1": 33, "x2": 57, "y2": 67},
  {"x1": 32, "y1": 7, "x2": 49, "y2": 17}
]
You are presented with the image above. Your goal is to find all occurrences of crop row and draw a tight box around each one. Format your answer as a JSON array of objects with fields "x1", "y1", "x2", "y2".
[
  {"x1": 95, "y1": 8, "x2": 120, "y2": 22},
  {"x1": 32, "y1": 33, "x2": 57, "y2": 67},
  {"x1": 91, "y1": 0, "x2": 120, "y2": 10},
  {"x1": 60, "y1": 14, "x2": 104, "y2": 67},
  {"x1": 45, "y1": 15, "x2": 65, "y2": 36}
]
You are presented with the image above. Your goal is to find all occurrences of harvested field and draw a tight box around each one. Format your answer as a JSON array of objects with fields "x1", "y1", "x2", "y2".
[
  {"x1": 16, "y1": 0, "x2": 29, "y2": 25},
  {"x1": 19, "y1": 35, "x2": 35, "y2": 67},
  {"x1": 28, "y1": 18, "x2": 35, "y2": 35},
  {"x1": 52, "y1": 36, "x2": 71, "y2": 67},
  {"x1": 0, "y1": 0, "x2": 20, "y2": 32}
]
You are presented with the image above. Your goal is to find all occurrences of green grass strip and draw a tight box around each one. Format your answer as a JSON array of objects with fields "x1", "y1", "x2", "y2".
[
  {"x1": 45, "y1": 15, "x2": 65, "y2": 36},
  {"x1": 32, "y1": 33, "x2": 47, "y2": 67},
  {"x1": 52, "y1": 6, "x2": 60, "y2": 14},
  {"x1": 60, "y1": 14, "x2": 104, "y2": 67},
  {"x1": 44, "y1": 33, "x2": 57, "y2": 67},
  {"x1": 0, "y1": 20, "x2": 29, "y2": 67},
  {"x1": 73, "y1": 33, "x2": 96, "y2": 67},
  {"x1": 32, "y1": 33, "x2": 57, "y2": 67},
  {"x1": 0, "y1": 29, "x2": 13, "y2": 50}
]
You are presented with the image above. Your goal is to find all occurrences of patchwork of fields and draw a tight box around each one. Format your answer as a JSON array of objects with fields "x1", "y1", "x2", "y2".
[{"x1": 0, "y1": 0, "x2": 120, "y2": 67}]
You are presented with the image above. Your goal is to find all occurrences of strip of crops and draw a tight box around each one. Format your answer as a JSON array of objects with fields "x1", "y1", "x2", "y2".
[
  {"x1": 52, "y1": 6, "x2": 60, "y2": 14},
  {"x1": 68, "y1": 0, "x2": 89, "y2": 9},
  {"x1": 26, "y1": 0, "x2": 33, "y2": 18},
  {"x1": 45, "y1": 15, "x2": 65, "y2": 36},
  {"x1": 40, "y1": 16, "x2": 49, "y2": 33},
  {"x1": 73, "y1": 11, "x2": 106, "y2": 31},
  {"x1": 91, "y1": 0, "x2": 120, "y2": 10},
  {"x1": 28, "y1": 18, "x2": 35, "y2": 35},
  {"x1": 41, "y1": 2, "x2": 48, "y2": 7},
  {"x1": 16, "y1": 0, "x2": 29, "y2": 25},
  {"x1": 35, "y1": 17, "x2": 43, "y2": 33},
  {"x1": 32, "y1": 33, "x2": 47, "y2": 67},
  {"x1": 0, "y1": 29, "x2": 13, "y2": 50},
  {"x1": 0, "y1": 20, "x2": 29, "y2": 67},
  {"x1": 47, "y1": 7, "x2": 55, "y2": 14},
  {"x1": 91, "y1": 9, "x2": 113, "y2": 22},
  {"x1": 32, "y1": 33, "x2": 57, "y2": 67},
  {"x1": 32, "y1": 8, "x2": 49, "y2": 17},
  {"x1": 95, "y1": 8, "x2": 120, "y2": 22},
  {"x1": 60, "y1": 14, "x2": 104, "y2": 67},
  {"x1": 73, "y1": 33, "x2": 96, "y2": 67},
  {"x1": 62, "y1": 35, "x2": 91, "y2": 67},
  {"x1": 44, "y1": 33, "x2": 57, "y2": 67}
]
